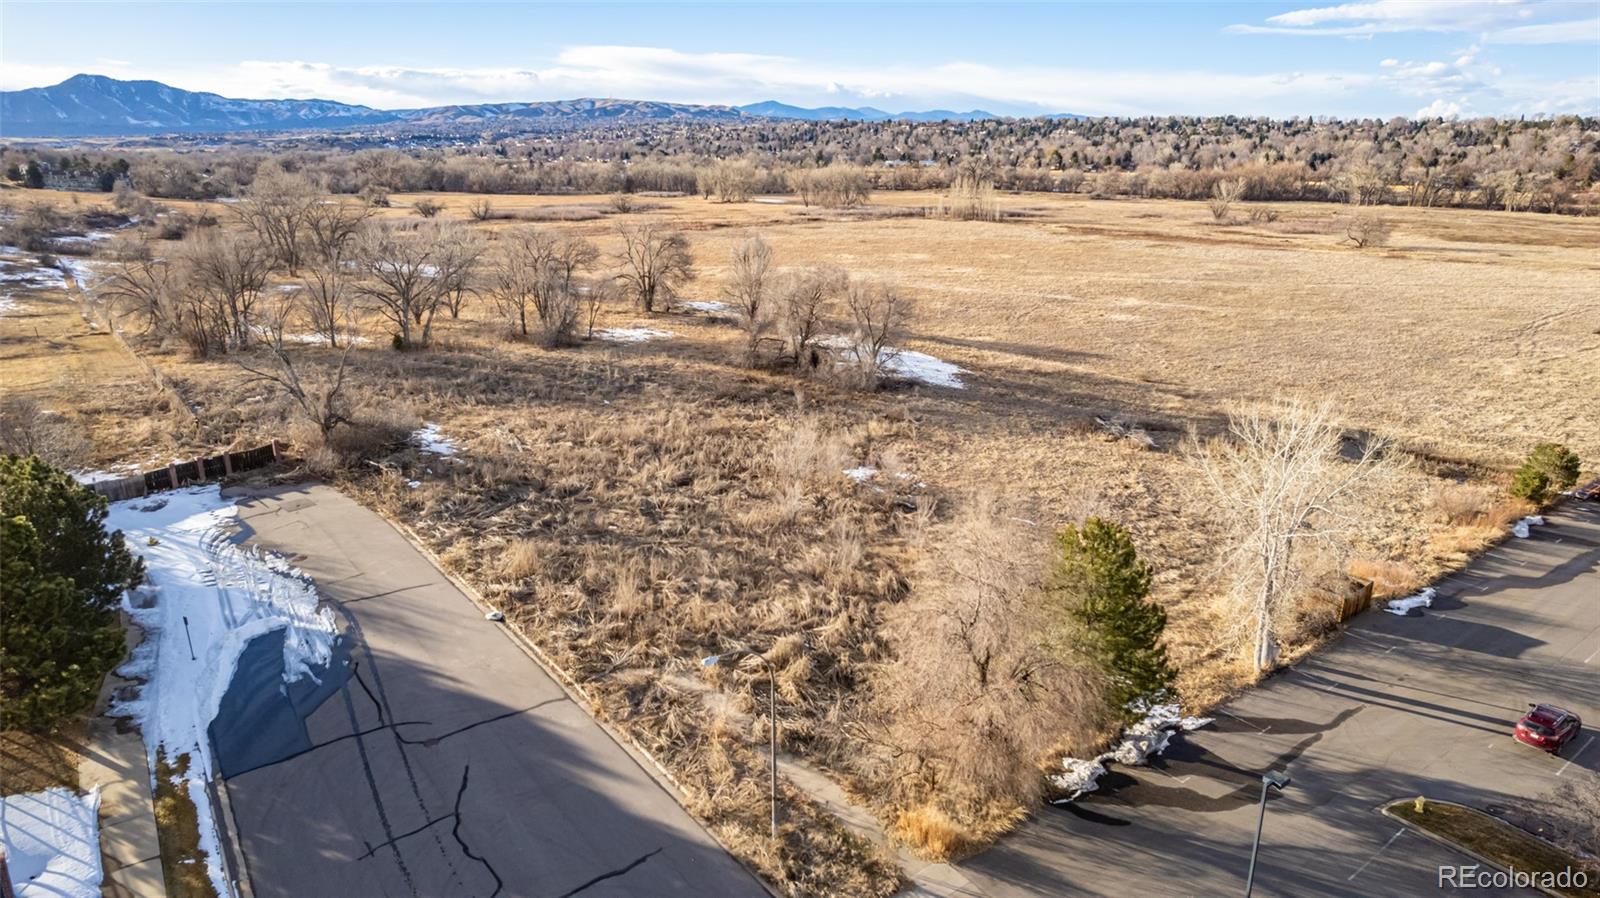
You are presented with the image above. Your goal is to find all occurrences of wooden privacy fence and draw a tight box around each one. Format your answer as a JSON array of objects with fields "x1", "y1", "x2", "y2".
[{"x1": 87, "y1": 441, "x2": 281, "y2": 502}]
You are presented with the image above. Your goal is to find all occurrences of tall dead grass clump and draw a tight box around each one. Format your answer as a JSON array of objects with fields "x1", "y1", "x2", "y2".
[
  {"x1": 893, "y1": 805, "x2": 973, "y2": 861},
  {"x1": 499, "y1": 538, "x2": 542, "y2": 581}
]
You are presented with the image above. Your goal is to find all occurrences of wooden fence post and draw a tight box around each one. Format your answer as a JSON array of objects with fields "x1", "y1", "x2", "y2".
[
  {"x1": 168, "y1": 463, "x2": 179, "y2": 491},
  {"x1": 223, "y1": 452, "x2": 233, "y2": 476},
  {"x1": 271, "y1": 439, "x2": 281, "y2": 461},
  {"x1": 196, "y1": 458, "x2": 206, "y2": 482}
]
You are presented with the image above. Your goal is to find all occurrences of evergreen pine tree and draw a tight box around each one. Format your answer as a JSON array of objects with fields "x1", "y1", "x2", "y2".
[{"x1": 1045, "y1": 518, "x2": 1175, "y2": 719}]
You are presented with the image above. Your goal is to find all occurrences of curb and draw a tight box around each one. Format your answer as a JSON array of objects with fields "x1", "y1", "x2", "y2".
[
  {"x1": 381, "y1": 514, "x2": 785, "y2": 898},
  {"x1": 1379, "y1": 802, "x2": 1591, "y2": 898}
]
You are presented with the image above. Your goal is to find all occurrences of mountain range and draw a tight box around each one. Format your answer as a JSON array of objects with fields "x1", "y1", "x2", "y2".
[{"x1": 0, "y1": 74, "x2": 1020, "y2": 138}]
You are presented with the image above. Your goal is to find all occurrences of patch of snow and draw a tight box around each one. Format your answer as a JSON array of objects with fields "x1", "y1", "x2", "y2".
[
  {"x1": 0, "y1": 265, "x2": 62, "y2": 284},
  {"x1": 1384, "y1": 587, "x2": 1436, "y2": 616},
  {"x1": 1, "y1": 788, "x2": 103, "y2": 898},
  {"x1": 753, "y1": 198, "x2": 789, "y2": 204},
  {"x1": 406, "y1": 479, "x2": 422, "y2": 489},
  {"x1": 681, "y1": 300, "x2": 732, "y2": 313},
  {"x1": 412, "y1": 423, "x2": 459, "y2": 456},
  {"x1": 843, "y1": 466, "x2": 878, "y2": 483},
  {"x1": 58, "y1": 259, "x2": 98, "y2": 292},
  {"x1": 821, "y1": 336, "x2": 968, "y2": 389},
  {"x1": 1511, "y1": 515, "x2": 1544, "y2": 539},
  {"x1": 51, "y1": 232, "x2": 113, "y2": 247},
  {"x1": 484, "y1": 611, "x2": 505, "y2": 622},
  {"x1": 373, "y1": 260, "x2": 439, "y2": 278},
  {"x1": 106, "y1": 486, "x2": 337, "y2": 898},
  {"x1": 596, "y1": 327, "x2": 673, "y2": 343},
  {"x1": 71, "y1": 469, "x2": 136, "y2": 485},
  {"x1": 1049, "y1": 701, "x2": 1211, "y2": 803},
  {"x1": 0, "y1": 294, "x2": 18, "y2": 315}
]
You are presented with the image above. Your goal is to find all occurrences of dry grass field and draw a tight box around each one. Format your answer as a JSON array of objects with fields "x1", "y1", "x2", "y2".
[{"x1": 4, "y1": 183, "x2": 1597, "y2": 886}]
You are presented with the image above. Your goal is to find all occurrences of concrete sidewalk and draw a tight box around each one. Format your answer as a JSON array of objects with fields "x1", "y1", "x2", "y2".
[{"x1": 83, "y1": 625, "x2": 166, "y2": 898}]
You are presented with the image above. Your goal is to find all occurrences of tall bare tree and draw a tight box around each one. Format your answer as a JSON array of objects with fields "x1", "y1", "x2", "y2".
[
  {"x1": 492, "y1": 227, "x2": 598, "y2": 346},
  {"x1": 843, "y1": 281, "x2": 913, "y2": 388},
  {"x1": 773, "y1": 266, "x2": 844, "y2": 372},
  {"x1": 233, "y1": 163, "x2": 321, "y2": 272},
  {"x1": 236, "y1": 295, "x2": 356, "y2": 439},
  {"x1": 181, "y1": 229, "x2": 273, "y2": 352},
  {"x1": 722, "y1": 234, "x2": 774, "y2": 365},
  {"x1": 302, "y1": 199, "x2": 375, "y2": 265},
  {"x1": 1190, "y1": 400, "x2": 1392, "y2": 671},
  {"x1": 298, "y1": 262, "x2": 353, "y2": 348},
  {"x1": 354, "y1": 221, "x2": 461, "y2": 349},
  {"x1": 615, "y1": 221, "x2": 693, "y2": 313}
]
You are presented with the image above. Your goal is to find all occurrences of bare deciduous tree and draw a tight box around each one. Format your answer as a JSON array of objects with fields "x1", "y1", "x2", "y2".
[
  {"x1": 843, "y1": 281, "x2": 913, "y2": 389},
  {"x1": 180, "y1": 228, "x2": 273, "y2": 352},
  {"x1": 233, "y1": 163, "x2": 321, "y2": 272},
  {"x1": 491, "y1": 227, "x2": 598, "y2": 346},
  {"x1": 1190, "y1": 400, "x2": 1393, "y2": 671},
  {"x1": 722, "y1": 234, "x2": 774, "y2": 365},
  {"x1": 298, "y1": 262, "x2": 353, "y2": 348},
  {"x1": 873, "y1": 495, "x2": 1106, "y2": 816},
  {"x1": 236, "y1": 296, "x2": 356, "y2": 439},
  {"x1": 302, "y1": 199, "x2": 375, "y2": 265},
  {"x1": 1209, "y1": 179, "x2": 1244, "y2": 221},
  {"x1": 100, "y1": 256, "x2": 181, "y2": 336},
  {"x1": 412, "y1": 199, "x2": 442, "y2": 218},
  {"x1": 616, "y1": 221, "x2": 693, "y2": 313},
  {"x1": 1344, "y1": 214, "x2": 1392, "y2": 248},
  {"x1": 354, "y1": 220, "x2": 462, "y2": 349},
  {"x1": 773, "y1": 266, "x2": 844, "y2": 372},
  {"x1": 467, "y1": 198, "x2": 494, "y2": 221}
]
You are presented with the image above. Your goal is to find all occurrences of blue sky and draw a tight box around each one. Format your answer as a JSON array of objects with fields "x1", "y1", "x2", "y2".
[{"x1": 2, "y1": 1, "x2": 1596, "y2": 117}]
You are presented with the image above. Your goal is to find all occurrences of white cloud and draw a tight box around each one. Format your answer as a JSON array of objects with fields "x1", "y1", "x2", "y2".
[
  {"x1": 1229, "y1": 0, "x2": 1600, "y2": 40},
  {"x1": 1416, "y1": 98, "x2": 1467, "y2": 118},
  {"x1": 1486, "y1": 17, "x2": 1600, "y2": 42}
]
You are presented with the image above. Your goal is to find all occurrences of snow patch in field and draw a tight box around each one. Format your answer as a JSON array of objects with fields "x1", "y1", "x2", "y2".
[
  {"x1": 0, "y1": 294, "x2": 19, "y2": 315},
  {"x1": 821, "y1": 336, "x2": 968, "y2": 388},
  {"x1": 681, "y1": 300, "x2": 732, "y2": 313},
  {"x1": 51, "y1": 231, "x2": 113, "y2": 247},
  {"x1": 72, "y1": 468, "x2": 137, "y2": 485},
  {"x1": 58, "y1": 259, "x2": 98, "y2": 292},
  {"x1": 1385, "y1": 587, "x2": 1436, "y2": 616},
  {"x1": 0, "y1": 788, "x2": 103, "y2": 898},
  {"x1": 412, "y1": 423, "x2": 459, "y2": 456},
  {"x1": 753, "y1": 197, "x2": 789, "y2": 204},
  {"x1": 596, "y1": 327, "x2": 673, "y2": 343},
  {"x1": 0, "y1": 265, "x2": 61, "y2": 284},
  {"x1": 1511, "y1": 515, "x2": 1544, "y2": 539},
  {"x1": 106, "y1": 486, "x2": 337, "y2": 898},
  {"x1": 1049, "y1": 702, "x2": 1211, "y2": 802},
  {"x1": 843, "y1": 466, "x2": 878, "y2": 483}
]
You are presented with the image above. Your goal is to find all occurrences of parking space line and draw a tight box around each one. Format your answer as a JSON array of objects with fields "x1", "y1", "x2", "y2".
[
  {"x1": 1348, "y1": 828, "x2": 1406, "y2": 882},
  {"x1": 1583, "y1": 645, "x2": 1600, "y2": 665},
  {"x1": 1557, "y1": 735, "x2": 1594, "y2": 777}
]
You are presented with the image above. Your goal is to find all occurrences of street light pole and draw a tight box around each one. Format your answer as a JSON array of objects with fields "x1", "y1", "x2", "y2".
[
  {"x1": 1244, "y1": 770, "x2": 1291, "y2": 898},
  {"x1": 703, "y1": 643, "x2": 778, "y2": 840}
]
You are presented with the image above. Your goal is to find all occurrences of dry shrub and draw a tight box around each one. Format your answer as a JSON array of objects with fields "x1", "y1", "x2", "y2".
[
  {"x1": 1431, "y1": 481, "x2": 1497, "y2": 526},
  {"x1": 499, "y1": 538, "x2": 542, "y2": 581},
  {"x1": 894, "y1": 805, "x2": 973, "y2": 861},
  {"x1": 1347, "y1": 557, "x2": 1421, "y2": 599},
  {"x1": 0, "y1": 397, "x2": 92, "y2": 469},
  {"x1": 770, "y1": 418, "x2": 850, "y2": 486},
  {"x1": 872, "y1": 495, "x2": 1107, "y2": 839}
]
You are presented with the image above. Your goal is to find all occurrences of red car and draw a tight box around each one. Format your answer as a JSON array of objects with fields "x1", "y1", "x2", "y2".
[{"x1": 1514, "y1": 704, "x2": 1583, "y2": 754}]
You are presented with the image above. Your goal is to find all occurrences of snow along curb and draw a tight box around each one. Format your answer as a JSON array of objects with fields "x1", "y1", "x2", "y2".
[
  {"x1": 1048, "y1": 703, "x2": 1212, "y2": 802},
  {"x1": 380, "y1": 513, "x2": 785, "y2": 898}
]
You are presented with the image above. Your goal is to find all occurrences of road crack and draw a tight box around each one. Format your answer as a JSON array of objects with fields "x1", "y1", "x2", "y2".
[
  {"x1": 551, "y1": 848, "x2": 663, "y2": 897},
  {"x1": 452, "y1": 765, "x2": 504, "y2": 898}
]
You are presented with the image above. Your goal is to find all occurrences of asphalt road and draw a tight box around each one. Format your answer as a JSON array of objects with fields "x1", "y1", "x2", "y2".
[
  {"x1": 962, "y1": 501, "x2": 1600, "y2": 898},
  {"x1": 213, "y1": 483, "x2": 767, "y2": 898}
]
